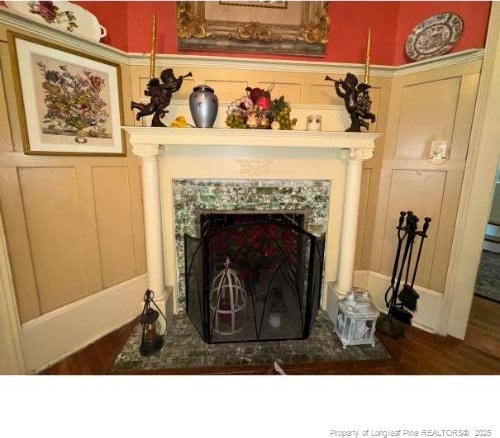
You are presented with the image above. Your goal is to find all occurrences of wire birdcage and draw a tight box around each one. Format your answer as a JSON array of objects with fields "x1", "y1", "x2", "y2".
[{"x1": 209, "y1": 258, "x2": 247, "y2": 336}]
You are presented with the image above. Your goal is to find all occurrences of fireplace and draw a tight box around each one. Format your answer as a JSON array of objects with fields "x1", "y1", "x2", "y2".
[
  {"x1": 123, "y1": 126, "x2": 380, "y2": 327},
  {"x1": 185, "y1": 212, "x2": 325, "y2": 343}
]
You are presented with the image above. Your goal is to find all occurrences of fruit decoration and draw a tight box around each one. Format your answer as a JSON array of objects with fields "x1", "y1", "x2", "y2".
[
  {"x1": 226, "y1": 86, "x2": 297, "y2": 130},
  {"x1": 170, "y1": 116, "x2": 193, "y2": 128}
]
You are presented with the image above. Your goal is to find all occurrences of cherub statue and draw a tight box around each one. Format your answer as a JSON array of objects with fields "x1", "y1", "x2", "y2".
[
  {"x1": 325, "y1": 73, "x2": 376, "y2": 132},
  {"x1": 131, "y1": 68, "x2": 192, "y2": 127}
]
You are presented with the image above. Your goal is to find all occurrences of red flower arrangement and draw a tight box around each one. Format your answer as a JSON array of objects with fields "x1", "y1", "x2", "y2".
[
  {"x1": 226, "y1": 86, "x2": 297, "y2": 130},
  {"x1": 211, "y1": 221, "x2": 299, "y2": 282}
]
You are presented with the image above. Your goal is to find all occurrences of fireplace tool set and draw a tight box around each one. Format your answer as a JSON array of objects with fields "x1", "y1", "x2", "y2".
[{"x1": 378, "y1": 211, "x2": 431, "y2": 338}]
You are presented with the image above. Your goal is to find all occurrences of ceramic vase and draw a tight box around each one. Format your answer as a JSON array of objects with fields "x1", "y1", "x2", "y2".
[{"x1": 189, "y1": 85, "x2": 218, "y2": 128}]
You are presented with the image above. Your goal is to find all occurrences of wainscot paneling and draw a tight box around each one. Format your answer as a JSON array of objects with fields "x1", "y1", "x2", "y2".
[
  {"x1": 19, "y1": 167, "x2": 90, "y2": 313},
  {"x1": 396, "y1": 77, "x2": 461, "y2": 160},
  {"x1": 0, "y1": 23, "x2": 146, "y2": 326},
  {"x1": 369, "y1": 58, "x2": 481, "y2": 293},
  {"x1": 0, "y1": 167, "x2": 40, "y2": 321},
  {"x1": 379, "y1": 169, "x2": 446, "y2": 288},
  {"x1": 92, "y1": 166, "x2": 136, "y2": 288}
]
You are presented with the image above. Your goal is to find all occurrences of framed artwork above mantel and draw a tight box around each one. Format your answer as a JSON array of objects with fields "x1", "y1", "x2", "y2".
[{"x1": 176, "y1": 1, "x2": 329, "y2": 57}]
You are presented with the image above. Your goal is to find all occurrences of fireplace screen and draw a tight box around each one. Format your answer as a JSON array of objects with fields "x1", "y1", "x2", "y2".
[{"x1": 185, "y1": 213, "x2": 325, "y2": 343}]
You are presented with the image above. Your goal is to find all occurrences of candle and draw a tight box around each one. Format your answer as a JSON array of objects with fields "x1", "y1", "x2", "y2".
[
  {"x1": 364, "y1": 27, "x2": 371, "y2": 84},
  {"x1": 149, "y1": 14, "x2": 157, "y2": 79}
]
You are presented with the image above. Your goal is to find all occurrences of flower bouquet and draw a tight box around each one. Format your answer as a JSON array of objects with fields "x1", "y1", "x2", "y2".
[
  {"x1": 210, "y1": 220, "x2": 299, "y2": 282},
  {"x1": 226, "y1": 86, "x2": 297, "y2": 130}
]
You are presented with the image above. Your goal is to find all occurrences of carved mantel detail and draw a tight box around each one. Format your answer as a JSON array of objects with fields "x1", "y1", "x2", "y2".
[
  {"x1": 236, "y1": 158, "x2": 273, "y2": 177},
  {"x1": 340, "y1": 148, "x2": 374, "y2": 162},
  {"x1": 131, "y1": 143, "x2": 160, "y2": 159}
]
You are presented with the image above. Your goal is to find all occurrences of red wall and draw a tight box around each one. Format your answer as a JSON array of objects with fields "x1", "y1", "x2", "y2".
[
  {"x1": 75, "y1": 1, "x2": 491, "y2": 66},
  {"x1": 394, "y1": 1, "x2": 491, "y2": 64}
]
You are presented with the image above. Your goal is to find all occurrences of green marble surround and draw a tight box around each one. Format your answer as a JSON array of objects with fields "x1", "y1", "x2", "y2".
[
  {"x1": 172, "y1": 179, "x2": 331, "y2": 303},
  {"x1": 112, "y1": 310, "x2": 390, "y2": 373}
]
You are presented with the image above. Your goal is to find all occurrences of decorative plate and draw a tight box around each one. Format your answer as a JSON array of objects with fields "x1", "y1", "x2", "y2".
[{"x1": 405, "y1": 12, "x2": 464, "y2": 61}]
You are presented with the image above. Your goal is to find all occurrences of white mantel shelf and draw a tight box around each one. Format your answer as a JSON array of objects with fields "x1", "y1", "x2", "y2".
[{"x1": 122, "y1": 126, "x2": 381, "y2": 151}]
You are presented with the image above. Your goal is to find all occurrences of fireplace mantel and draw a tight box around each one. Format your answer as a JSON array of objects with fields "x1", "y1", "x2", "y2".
[
  {"x1": 124, "y1": 126, "x2": 380, "y2": 154},
  {"x1": 123, "y1": 126, "x2": 381, "y2": 316}
]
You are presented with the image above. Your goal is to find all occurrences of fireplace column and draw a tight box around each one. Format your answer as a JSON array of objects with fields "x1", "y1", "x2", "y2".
[
  {"x1": 336, "y1": 148, "x2": 374, "y2": 295},
  {"x1": 132, "y1": 144, "x2": 165, "y2": 300}
]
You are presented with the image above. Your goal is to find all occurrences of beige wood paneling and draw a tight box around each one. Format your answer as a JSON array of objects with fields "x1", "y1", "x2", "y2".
[
  {"x1": 19, "y1": 167, "x2": 89, "y2": 313},
  {"x1": 428, "y1": 170, "x2": 464, "y2": 292},
  {"x1": 74, "y1": 165, "x2": 102, "y2": 294},
  {"x1": 368, "y1": 60, "x2": 481, "y2": 293},
  {"x1": 0, "y1": 62, "x2": 13, "y2": 152},
  {"x1": 310, "y1": 83, "x2": 339, "y2": 105},
  {"x1": 0, "y1": 43, "x2": 23, "y2": 152},
  {"x1": 204, "y1": 79, "x2": 249, "y2": 102},
  {"x1": 355, "y1": 167, "x2": 371, "y2": 269},
  {"x1": 257, "y1": 81, "x2": 302, "y2": 103},
  {"x1": 449, "y1": 73, "x2": 481, "y2": 161},
  {"x1": 92, "y1": 166, "x2": 136, "y2": 288},
  {"x1": 396, "y1": 77, "x2": 461, "y2": 160},
  {"x1": 379, "y1": 170, "x2": 446, "y2": 288},
  {"x1": 0, "y1": 168, "x2": 40, "y2": 321},
  {"x1": 0, "y1": 26, "x2": 146, "y2": 322},
  {"x1": 127, "y1": 163, "x2": 147, "y2": 275}
]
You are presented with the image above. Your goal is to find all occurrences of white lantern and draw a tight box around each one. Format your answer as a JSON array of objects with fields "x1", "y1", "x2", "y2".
[
  {"x1": 335, "y1": 287, "x2": 379, "y2": 348},
  {"x1": 209, "y1": 260, "x2": 247, "y2": 336}
]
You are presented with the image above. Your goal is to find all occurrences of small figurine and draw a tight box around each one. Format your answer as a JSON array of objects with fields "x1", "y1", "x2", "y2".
[
  {"x1": 325, "y1": 73, "x2": 376, "y2": 132},
  {"x1": 131, "y1": 68, "x2": 192, "y2": 127}
]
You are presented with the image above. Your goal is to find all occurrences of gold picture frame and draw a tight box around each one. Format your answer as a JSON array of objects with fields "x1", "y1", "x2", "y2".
[
  {"x1": 8, "y1": 32, "x2": 125, "y2": 156},
  {"x1": 176, "y1": 1, "x2": 329, "y2": 57}
]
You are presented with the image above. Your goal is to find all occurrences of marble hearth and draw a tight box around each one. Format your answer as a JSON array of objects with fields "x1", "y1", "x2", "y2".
[{"x1": 123, "y1": 125, "x2": 380, "y2": 320}]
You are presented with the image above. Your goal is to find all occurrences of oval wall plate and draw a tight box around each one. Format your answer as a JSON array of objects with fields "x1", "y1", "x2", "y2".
[{"x1": 405, "y1": 12, "x2": 464, "y2": 61}]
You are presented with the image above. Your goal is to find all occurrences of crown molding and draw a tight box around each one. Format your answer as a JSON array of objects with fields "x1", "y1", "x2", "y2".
[
  {"x1": 128, "y1": 49, "x2": 484, "y2": 78},
  {"x1": 1, "y1": 9, "x2": 484, "y2": 77}
]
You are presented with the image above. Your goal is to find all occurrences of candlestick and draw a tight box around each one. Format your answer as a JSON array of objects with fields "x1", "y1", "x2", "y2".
[
  {"x1": 149, "y1": 14, "x2": 157, "y2": 79},
  {"x1": 364, "y1": 27, "x2": 371, "y2": 84}
]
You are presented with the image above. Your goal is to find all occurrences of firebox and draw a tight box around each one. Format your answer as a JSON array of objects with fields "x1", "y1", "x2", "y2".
[{"x1": 184, "y1": 212, "x2": 325, "y2": 343}]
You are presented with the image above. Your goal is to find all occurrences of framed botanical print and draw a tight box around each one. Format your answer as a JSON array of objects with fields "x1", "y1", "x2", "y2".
[{"x1": 8, "y1": 32, "x2": 125, "y2": 155}]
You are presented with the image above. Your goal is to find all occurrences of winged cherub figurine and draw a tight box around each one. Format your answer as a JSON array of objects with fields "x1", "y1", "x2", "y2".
[
  {"x1": 131, "y1": 68, "x2": 192, "y2": 127},
  {"x1": 325, "y1": 73, "x2": 376, "y2": 132}
]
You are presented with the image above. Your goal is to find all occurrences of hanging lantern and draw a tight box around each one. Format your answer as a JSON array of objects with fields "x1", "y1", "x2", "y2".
[
  {"x1": 335, "y1": 287, "x2": 379, "y2": 348},
  {"x1": 209, "y1": 258, "x2": 247, "y2": 336},
  {"x1": 140, "y1": 289, "x2": 166, "y2": 357}
]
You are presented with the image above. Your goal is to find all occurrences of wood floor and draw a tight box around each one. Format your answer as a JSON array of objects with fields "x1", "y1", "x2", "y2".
[{"x1": 41, "y1": 296, "x2": 500, "y2": 375}]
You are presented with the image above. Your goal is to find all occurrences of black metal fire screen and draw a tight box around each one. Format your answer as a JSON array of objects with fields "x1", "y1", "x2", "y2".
[{"x1": 184, "y1": 213, "x2": 325, "y2": 344}]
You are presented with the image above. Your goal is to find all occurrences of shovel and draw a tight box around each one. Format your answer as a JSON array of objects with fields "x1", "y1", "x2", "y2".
[
  {"x1": 389, "y1": 213, "x2": 417, "y2": 323},
  {"x1": 384, "y1": 211, "x2": 407, "y2": 307},
  {"x1": 398, "y1": 217, "x2": 431, "y2": 311}
]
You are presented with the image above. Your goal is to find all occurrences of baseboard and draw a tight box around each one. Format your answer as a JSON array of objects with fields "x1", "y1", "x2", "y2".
[
  {"x1": 326, "y1": 270, "x2": 443, "y2": 334},
  {"x1": 22, "y1": 274, "x2": 148, "y2": 373}
]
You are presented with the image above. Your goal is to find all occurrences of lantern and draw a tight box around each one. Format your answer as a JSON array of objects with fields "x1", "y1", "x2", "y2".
[
  {"x1": 210, "y1": 259, "x2": 247, "y2": 336},
  {"x1": 335, "y1": 287, "x2": 379, "y2": 348},
  {"x1": 140, "y1": 289, "x2": 166, "y2": 357}
]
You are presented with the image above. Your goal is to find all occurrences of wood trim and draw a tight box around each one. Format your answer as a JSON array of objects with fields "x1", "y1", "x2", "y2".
[
  {"x1": 441, "y1": 3, "x2": 500, "y2": 339},
  {"x1": 22, "y1": 273, "x2": 148, "y2": 373},
  {"x1": 0, "y1": 209, "x2": 26, "y2": 373}
]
